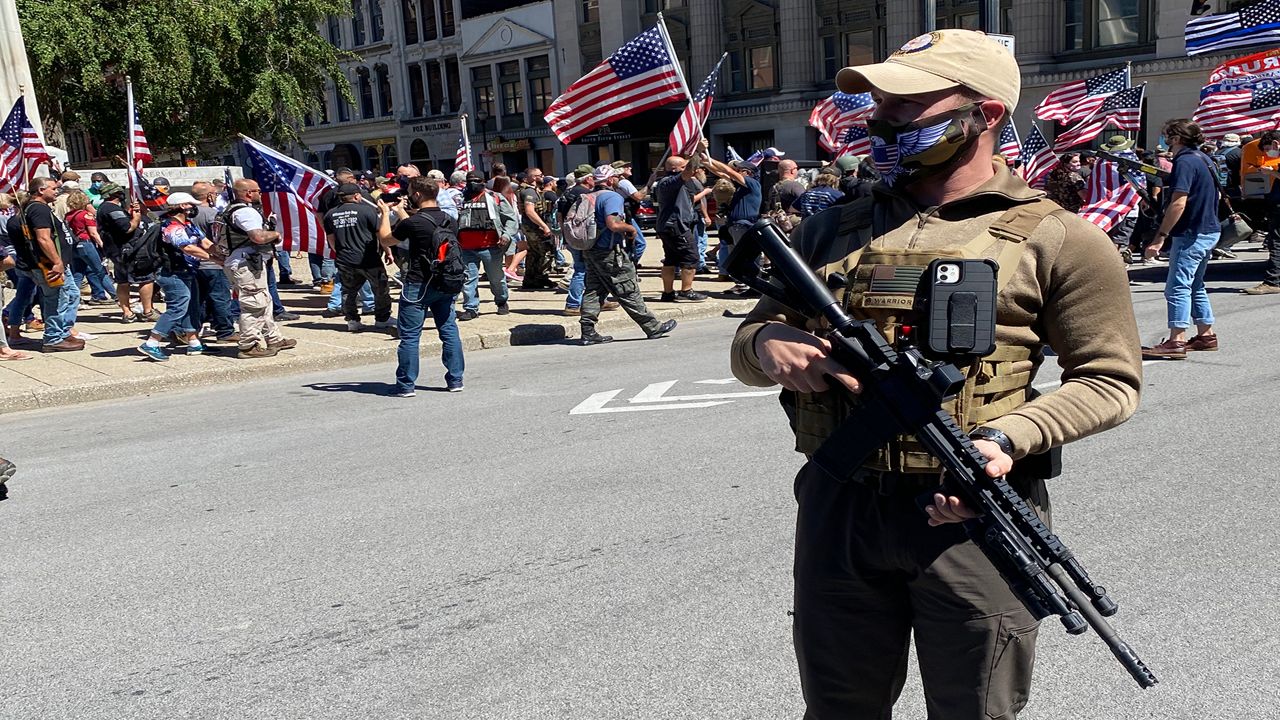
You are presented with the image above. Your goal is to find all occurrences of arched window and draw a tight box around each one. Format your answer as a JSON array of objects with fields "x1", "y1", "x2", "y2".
[
  {"x1": 383, "y1": 144, "x2": 399, "y2": 171},
  {"x1": 375, "y1": 65, "x2": 393, "y2": 116},
  {"x1": 370, "y1": 0, "x2": 385, "y2": 42},
  {"x1": 351, "y1": 0, "x2": 366, "y2": 45},
  {"x1": 409, "y1": 139, "x2": 429, "y2": 161},
  {"x1": 358, "y1": 69, "x2": 375, "y2": 119}
]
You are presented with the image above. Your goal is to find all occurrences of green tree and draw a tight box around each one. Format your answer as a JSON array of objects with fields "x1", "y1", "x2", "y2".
[{"x1": 18, "y1": 0, "x2": 353, "y2": 157}]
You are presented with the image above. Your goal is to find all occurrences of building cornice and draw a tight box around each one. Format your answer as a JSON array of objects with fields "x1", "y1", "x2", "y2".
[{"x1": 1022, "y1": 53, "x2": 1230, "y2": 88}]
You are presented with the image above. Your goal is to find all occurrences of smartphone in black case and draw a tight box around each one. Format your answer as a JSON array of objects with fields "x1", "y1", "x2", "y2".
[{"x1": 921, "y1": 258, "x2": 998, "y2": 360}]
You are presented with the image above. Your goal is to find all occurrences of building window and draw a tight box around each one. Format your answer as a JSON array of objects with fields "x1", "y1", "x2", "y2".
[
  {"x1": 499, "y1": 60, "x2": 524, "y2": 129},
  {"x1": 351, "y1": 0, "x2": 366, "y2": 46},
  {"x1": 318, "y1": 90, "x2": 329, "y2": 124},
  {"x1": 338, "y1": 96, "x2": 351, "y2": 122},
  {"x1": 422, "y1": 0, "x2": 437, "y2": 40},
  {"x1": 728, "y1": 51, "x2": 745, "y2": 93},
  {"x1": 439, "y1": 0, "x2": 455, "y2": 36},
  {"x1": 358, "y1": 69, "x2": 374, "y2": 118},
  {"x1": 1062, "y1": 0, "x2": 1149, "y2": 52},
  {"x1": 327, "y1": 15, "x2": 342, "y2": 46},
  {"x1": 427, "y1": 61, "x2": 444, "y2": 115},
  {"x1": 445, "y1": 58, "x2": 461, "y2": 114},
  {"x1": 401, "y1": 0, "x2": 418, "y2": 44},
  {"x1": 749, "y1": 46, "x2": 775, "y2": 90},
  {"x1": 408, "y1": 64, "x2": 425, "y2": 117},
  {"x1": 376, "y1": 65, "x2": 393, "y2": 116},
  {"x1": 383, "y1": 144, "x2": 399, "y2": 171},
  {"x1": 527, "y1": 55, "x2": 552, "y2": 116},
  {"x1": 473, "y1": 66, "x2": 495, "y2": 127},
  {"x1": 582, "y1": 0, "x2": 598, "y2": 23},
  {"x1": 370, "y1": 0, "x2": 384, "y2": 42}
]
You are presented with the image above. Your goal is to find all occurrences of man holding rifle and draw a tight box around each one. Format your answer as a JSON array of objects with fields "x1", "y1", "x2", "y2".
[{"x1": 729, "y1": 30, "x2": 1143, "y2": 718}]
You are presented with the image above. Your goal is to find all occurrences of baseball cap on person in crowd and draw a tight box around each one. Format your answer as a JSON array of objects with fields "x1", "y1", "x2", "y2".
[
  {"x1": 574, "y1": 163, "x2": 595, "y2": 179},
  {"x1": 338, "y1": 183, "x2": 362, "y2": 196},
  {"x1": 98, "y1": 182, "x2": 125, "y2": 199},
  {"x1": 833, "y1": 155, "x2": 860, "y2": 175},
  {"x1": 60, "y1": 180, "x2": 81, "y2": 191},
  {"x1": 60, "y1": 170, "x2": 81, "y2": 182},
  {"x1": 610, "y1": 160, "x2": 632, "y2": 169},
  {"x1": 1101, "y1": 135, "x2": 1135, "y2": 153},
  {"x1": 165, "y1": 191, "x2": 198, "y2": 208},
  {"x1": 465, "y1": 172, "x2": 484, "y2": 183},
  {"x1": 836, "y1": 29, "x2": 1020, "y2": 114},
  {"x1": 592, "y1": 165, "x2": 617, "y2": 181},
  {"x1": 1220, "y1": 133, "x2": 1241, "y2": 147},
  {"x1": 426, "y1": 169, "x2": 446, "y2": 181}
]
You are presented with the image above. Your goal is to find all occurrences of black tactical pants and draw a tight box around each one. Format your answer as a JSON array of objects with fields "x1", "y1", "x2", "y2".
[
  {"x1": 581, "y1": 245, "x2": 661, "y2": 335},
  {"x1": 792, "y1": 462, "x2": 1049, "y2": 720},
  {"x1": 522, "y1": 228, "x2": 555, "y2": 287}
]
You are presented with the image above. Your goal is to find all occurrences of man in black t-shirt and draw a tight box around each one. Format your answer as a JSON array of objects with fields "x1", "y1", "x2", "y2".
[
  {"x1": 95, "y1": 183, "x2": 155, "y2": 321},
  {"x1": 15, "y1": 178, "x2": 83, "y2": 351},
  {"x1": 653, "y1": 156, "x2": 708, "y2": 303},
  {"x1": 324, "y1": 183, "x2": 393, "y2": 332},
  {"x1": 376, "y1": 177, "x2": 464, "y2": 397},
  {"x1": 516, "y1": 168, "x2": 556, "y2": 289}
]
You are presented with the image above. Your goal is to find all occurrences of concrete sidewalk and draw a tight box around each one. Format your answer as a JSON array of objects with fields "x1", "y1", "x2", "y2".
[{"x1": 0, "y1": 255, "x2": 756, "y2": 414}]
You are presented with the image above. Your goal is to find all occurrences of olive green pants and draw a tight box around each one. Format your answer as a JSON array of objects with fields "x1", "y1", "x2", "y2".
[{"x1": 792, "y1": 463, "x2": 1050, "y2": 719}]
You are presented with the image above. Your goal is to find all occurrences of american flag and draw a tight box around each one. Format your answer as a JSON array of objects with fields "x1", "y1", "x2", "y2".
[
  {"x1": 1020, "y1": 125, "x2": 1059, "y2": 189},
  {"x1": 1034, "y1": 66, "x2": 1129, "y2": 123},
  {"x1": 998, "y1": 123, "x2": 1022, "y2": 162},
  {"x1": 726, "y1": 145, "x2": 744, "y2": 163},
  {"x1": 1053, "y1": 85, "x2": 1146, "y2": 151},
  {"x1": 545, "y1": 25, "x2": 686, "y2": 143},
  {"x1": 126, "y1": 166, "x2": 168, "y2": 211},
  {"x1": 1193, "y1": 83, "x2": 1280, "y2": 138},
  {"x1": 836, "y1": 125, "x2": 872, "y2": 158},
  {"x1": 1078, "y1": 151, "x2": 1144, "y2": 233},
  {"x1": 669, "y1": 54, "x2": 725, "y2": 157},
  {"x1": 241, "y1": 136, "x2": 336, "y2": 256},
  {"x1": 455, "y1": 128, "x2": 472, "y2": 174},
  {"x1": 0, "y1": 96, "x2": 51, "y2": 193},
  {"x1": 746, "y1": 147, "x2": 785, "y2": 166},
  {"x1": 1186, "y1": 0, "x2": 1280, "y2": 56},
  {"x1": 127, "y1": 81, "x2": 152, "y2": 168},
  {"x1": 809, "y1": 92, "x2": 875, "y2": 153}
]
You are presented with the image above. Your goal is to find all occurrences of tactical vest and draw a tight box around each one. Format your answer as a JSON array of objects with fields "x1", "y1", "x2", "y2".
[
  {"x1": 791, "y1": 197, "x2": 1063, "y2": 473},
  {"x1": 457, "y1": 192, "x2": 500, "y2": 250},
  {"x1": 220, "y1": 201, "x2": 254, "y2": 252}
]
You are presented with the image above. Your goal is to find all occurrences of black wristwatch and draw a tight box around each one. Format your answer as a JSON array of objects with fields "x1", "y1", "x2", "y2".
[{"x1": 970, "y1": 427, "x2": 1015, "y2": 456}]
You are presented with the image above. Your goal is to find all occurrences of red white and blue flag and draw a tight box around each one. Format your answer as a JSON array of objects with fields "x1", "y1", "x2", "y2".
[
  {"x1": 545, "y1": 25, "x2": 687, "y2": 143},
  {"x1": 241, "y1": 136, "x2": 336, "y2": 256},
  {"x1": 836, "y1": 125, "x2": 872, "y2": 158},
  {"x1": 1019, "y1": 125, "x2": 1059, "y2": 189},
  {"x1": 126, "y1": 166, "x2": 168, "y2": 211},
  {"x1": 1053, "y1": 85, "x2": 1146, "y2": 151},
  {"x1": 669, "y1": 54, "x2": 725, "y2": 157},
  {"x1": 810, "y1": 91, "x2": 876, "y2": 153},
  {"x1": 1193, "y1": 79, "x2": 1280, "y2": 138},
  {"x1": 1034, "y1": 66, "x2": 1129, "y2": 124},
  {"x1": 998, "y1": 123, "x2": 1022, "y2": 162},
  {"x1": 455, "y1": 124, "x2": 473, "y2": 174},
  {"x1": 1079, "y1": 150, "x2": 1144, "y2": 233},
  {"x1": 0, "y1": 96, "x2": 51, "y2": 193}
]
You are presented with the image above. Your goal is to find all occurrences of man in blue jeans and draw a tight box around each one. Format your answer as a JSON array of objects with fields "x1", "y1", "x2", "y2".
[
  {"x1": 1143, "y1": 119, "x2": 1221, "y2": 360},
  {"x1": 11, "y1": 178, "x2": 84, "y2": 352},
  {"x1": 377, "y1": 177, "x2": 464, "y2": 397},
  {"x1": 455, "y1": 172, "x2": 510, "y2": 320}
]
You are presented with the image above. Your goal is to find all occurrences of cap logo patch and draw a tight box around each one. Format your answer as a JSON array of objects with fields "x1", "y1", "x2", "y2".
[{"x1": 894, "y1": 32, "x2": 941, "y2": 56}]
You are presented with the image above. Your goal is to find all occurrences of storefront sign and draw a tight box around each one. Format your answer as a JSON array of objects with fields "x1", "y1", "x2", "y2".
[
  {"x1": 578, "y1": 130, "x2": 632, "y2": 144},
  {"x1": 362, "y1": 137, "x2": 397, "y2": 148},
  {"x1": 487, "y1": 138, "x2": 531, "y2": 152},
  {"x1": 408, "y1": 120, "x2": 456, "y2": 134}
]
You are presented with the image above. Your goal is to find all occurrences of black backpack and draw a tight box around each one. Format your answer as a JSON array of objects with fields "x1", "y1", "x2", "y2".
[
  {"x1": 418, "y1": 214, "x2": 466, "y2": 295},
  {"x1": 121, "y1": 220, "x2": 173, "y2": 276}
]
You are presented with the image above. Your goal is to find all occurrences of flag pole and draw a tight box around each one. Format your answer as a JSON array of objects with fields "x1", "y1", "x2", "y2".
[
  {"x1": 16, "y1": 85, "x2": 28, "y2": 186},
  {"x1": 125, "y1": 76, "x2": 137, "y2": 203},
  {"x1": 655, "y1": 13, "x2": 695, "y2": 105},
  {"x1": 459, "y1": 113, "x2": 472, "y2": 171}
]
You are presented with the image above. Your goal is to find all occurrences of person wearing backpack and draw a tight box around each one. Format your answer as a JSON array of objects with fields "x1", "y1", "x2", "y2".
[
  {"x1": 137, "y1": 193, "x2": 219, "y2": 361},
  {"x1": 94, "y1": 183, "x2": 155, "y2": 323},
  {"x1": 377, "y1": 176, "x2": 465, "y2": 397},
  {"x1": 576, "y1": 165, "x2": 676, "y2": 346},
  {"x1": 454, "y1": 172, "x2": 510, "y2": 320}
]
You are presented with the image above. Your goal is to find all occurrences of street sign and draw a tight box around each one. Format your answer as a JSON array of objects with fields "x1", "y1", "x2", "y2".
[{"x1": 989, "y1": 33, "x2": 1015, "y2": 55}]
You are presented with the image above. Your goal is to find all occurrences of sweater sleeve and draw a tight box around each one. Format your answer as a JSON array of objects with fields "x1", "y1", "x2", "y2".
[{"x1": 984, "y1": 214, "x2": 1143, "y2": 457}]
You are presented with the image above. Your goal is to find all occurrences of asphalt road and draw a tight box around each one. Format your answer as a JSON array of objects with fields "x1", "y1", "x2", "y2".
[{"x1": 2, "y1": 257, "x2": 1277, "y2": 719}]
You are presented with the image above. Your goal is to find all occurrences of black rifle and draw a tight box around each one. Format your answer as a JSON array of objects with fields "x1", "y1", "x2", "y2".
[
  {"x1": 728, "y1": 219, "x2": 1158, "y2": 689},
  {"x1": 1081, "y1": 149, "x2": 1170, "y2": 180}
]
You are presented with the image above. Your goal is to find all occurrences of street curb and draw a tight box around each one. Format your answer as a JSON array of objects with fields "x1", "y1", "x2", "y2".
[{"x1": 0, "y1": 298, "x2": 757, "y2": 415}]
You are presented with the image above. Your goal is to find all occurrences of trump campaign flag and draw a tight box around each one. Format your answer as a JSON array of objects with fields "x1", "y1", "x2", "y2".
[
  {"x1": 545, "y1": 23, "x2": 687, "y2": 143},
  {"x1": 240, "y1": 136, "x2": 336, "y2": 256}
]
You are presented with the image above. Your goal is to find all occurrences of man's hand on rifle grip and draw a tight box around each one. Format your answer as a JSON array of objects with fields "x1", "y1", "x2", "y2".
[
  {"x1": 925, "y1": 439, "x2": 1012, "y2": 526},
  {"x1": 754, "y1": 322, "x2": 861, "y2": 395}
]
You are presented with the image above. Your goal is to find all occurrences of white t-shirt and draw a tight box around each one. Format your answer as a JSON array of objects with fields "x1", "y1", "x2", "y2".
[{"x1": 227, "y1": 206, "x2": 268, "y2": 265}]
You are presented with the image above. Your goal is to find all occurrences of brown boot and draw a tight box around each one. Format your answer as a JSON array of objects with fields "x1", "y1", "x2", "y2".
[
  {"x1": 236, "y1": 343, "x2": 279, "y2": 359},
  {"x1": 267, "y1": 338, "x2": 297, "y2": 351},
  {"x1": 1185, "y1": 334, "x2": 1218, "y2": 351},
  {"x1": 42, "y1": 337, "x2": 86, "y2": 353},
  {"x1": 1141, "y1": 338, "x2": 1187, "y2": 360}
]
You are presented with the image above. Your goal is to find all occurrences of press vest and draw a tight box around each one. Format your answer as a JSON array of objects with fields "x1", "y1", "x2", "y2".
[
  {"x1": 457, "y1": 192, "x2": 501, "y2": 250},
  {"x1": 790, "y1": 195, "x2": 1063, "y2": 473}
]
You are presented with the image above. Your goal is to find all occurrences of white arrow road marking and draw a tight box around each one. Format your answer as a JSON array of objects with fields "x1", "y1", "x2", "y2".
[
  {"x1": 569, "y1": 389, "x2": 733, "y2": 415},
  {"x1": 694, "y1": 378, "x2": 739, "y2": 385},
  {"x1": 629, "y1": 380, "x2": 780, "y2": 404}
]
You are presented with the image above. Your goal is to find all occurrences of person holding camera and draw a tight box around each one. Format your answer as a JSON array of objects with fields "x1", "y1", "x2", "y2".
[
  {"x1": 729, "y1": 30, "x2": 1141, "y2": 718},
  {"x1": 377, "y1": 177, "x2": 465, "y2": 397},
  {"x1": 222, "y1": 179, "x2": 296, "y2": 359}
]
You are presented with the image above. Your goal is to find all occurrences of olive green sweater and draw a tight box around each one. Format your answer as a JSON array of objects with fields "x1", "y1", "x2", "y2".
[{"x1": 729, "y1": 166, "x2": 1142, "y2": 459}]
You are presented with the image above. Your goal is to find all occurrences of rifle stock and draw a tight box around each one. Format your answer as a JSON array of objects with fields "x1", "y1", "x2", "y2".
[{"x1": 728, "y1": 219, "x2": 1158, "y2": 689}]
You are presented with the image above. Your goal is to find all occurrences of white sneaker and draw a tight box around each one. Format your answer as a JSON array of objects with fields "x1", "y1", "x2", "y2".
[{"x1": 346, "y1": 320, "x2": 362, "y2": 332}]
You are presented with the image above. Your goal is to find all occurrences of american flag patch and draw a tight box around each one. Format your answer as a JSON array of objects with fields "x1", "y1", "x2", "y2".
[{"x1": 868, "y1": 265, "x2": 925, "y2": 294}]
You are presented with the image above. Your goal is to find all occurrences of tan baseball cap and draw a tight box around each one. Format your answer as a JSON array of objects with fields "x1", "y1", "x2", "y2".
[{"x1": 836, "y1": 29, "x2": 1020, "y2": 114}]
